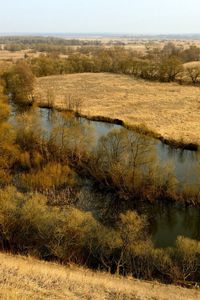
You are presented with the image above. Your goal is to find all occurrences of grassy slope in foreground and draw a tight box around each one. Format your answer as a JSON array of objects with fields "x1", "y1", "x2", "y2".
[
  {"x1": 0, "y1": 252, "x2": 199, "y2": 300},
  {"x1": 34, "y1": 73, "x2": 200, "y2": 148}
]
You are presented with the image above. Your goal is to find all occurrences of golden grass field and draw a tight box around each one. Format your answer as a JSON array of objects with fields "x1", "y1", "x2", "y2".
[
  {"x1": 0, "y1": 252, "x2": 199, "y2": 300},
  {"x1": 0, "y1": 50, "x2": 41, "y2": 61},
  {"x1": 34, "y1": 73, "x2": 200, "y2": 146}
]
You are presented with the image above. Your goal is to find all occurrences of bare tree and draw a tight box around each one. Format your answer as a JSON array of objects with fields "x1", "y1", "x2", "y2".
[
  {"x1": 186, "y1": 66, "x2": 200, "y2": 84},
  {"x1": 65, "y1": 94, "x2": 84, "y2": 114}
]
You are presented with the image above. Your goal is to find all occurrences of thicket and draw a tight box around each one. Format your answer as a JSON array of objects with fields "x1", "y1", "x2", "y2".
[{"x1": 5, "y1": 61, "x2": 35, "y2": 102}]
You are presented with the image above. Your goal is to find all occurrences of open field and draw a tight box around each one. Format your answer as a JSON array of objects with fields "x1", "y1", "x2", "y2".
[
  {"x1": 34, "y1": 73, "x2": 200, "y2": 147},
  {"x1": 0, "y1": 252, "x2": 199, "y2": 300},
  {"x1": 0, "y1": 50, "x2": 42, "y2": 61}
]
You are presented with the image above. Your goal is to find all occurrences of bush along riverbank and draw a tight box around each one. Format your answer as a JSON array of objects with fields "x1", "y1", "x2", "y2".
[{"x1": 0, "y1": 186, "x2": 200, "y2": 286}]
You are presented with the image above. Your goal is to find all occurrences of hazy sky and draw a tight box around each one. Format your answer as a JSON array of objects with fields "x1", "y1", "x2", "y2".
[{"x1": 0, "y1": 0, "x2": 199, "y2": 34}]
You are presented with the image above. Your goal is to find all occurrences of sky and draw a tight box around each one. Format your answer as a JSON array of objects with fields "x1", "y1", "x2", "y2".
[{"x1": 0, "y1": 0, "x2": 199, "y2": 35}]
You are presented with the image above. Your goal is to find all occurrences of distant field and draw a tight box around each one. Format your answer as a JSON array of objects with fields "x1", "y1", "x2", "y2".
[
  {"x1": 34, "y1": 73, "x2": 200, "y2": 146},
  {"x1": 0, "y1": 50, "x2": 41, "y2": 61},
  {"x1": 0, "y1": 252, "x2": 199, "y2": 300}
]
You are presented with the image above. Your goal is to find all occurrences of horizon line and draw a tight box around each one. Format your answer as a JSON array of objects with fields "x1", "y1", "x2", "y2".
[{"x1": 1, "y1": 32, "x2": 200, "y2": 36}]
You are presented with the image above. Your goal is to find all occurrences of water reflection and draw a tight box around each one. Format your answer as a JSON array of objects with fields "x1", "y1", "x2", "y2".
[
  {"x1": 76, "y1": 186, "x2": 200, "y2": 248},
  {"x1": 147, "y1": 203, "x2": 200, "y2": 247},
  {"x1": 157, "y1": 142, "x2": 199, "y2": 185}
]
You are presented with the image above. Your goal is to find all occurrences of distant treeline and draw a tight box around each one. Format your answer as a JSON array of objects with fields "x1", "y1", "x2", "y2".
[
  {"x1": 0, "y1": 36, "x2": 101, "y2": 54},
  {"x1": 24, "y1": 44, "x2": 200, "y2": 84},
  {"x1": 0, "y1": 36, "x2": 102, "y2": 46}
]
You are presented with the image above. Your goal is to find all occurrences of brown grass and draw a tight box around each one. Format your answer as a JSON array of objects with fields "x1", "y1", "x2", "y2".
[
  {"x1": 34, "y1": 73, "x2": 200, "y2": 146},
  {"x1": 184, "y1": 61, "x2": 200, "y2": 68},
  {"x1": 0, "y1": 252, "x2": 199, "y2": 300},
  {"x1": 0, "y1": 50, "x2": 41, "y2": 61}
]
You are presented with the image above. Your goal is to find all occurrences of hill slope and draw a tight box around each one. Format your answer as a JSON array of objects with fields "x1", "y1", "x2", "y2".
[{"x1": 0, "y1": 252, "x2": 199, "y2": 300}]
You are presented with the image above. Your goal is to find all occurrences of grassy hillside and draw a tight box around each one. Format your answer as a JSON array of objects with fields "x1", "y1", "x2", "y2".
[
  {"x1": 0, "y1": 252, "x2": 199, "y2": 300},
  {"x1": 34, "y1": 73, "x2": 200, "y2": 147}
]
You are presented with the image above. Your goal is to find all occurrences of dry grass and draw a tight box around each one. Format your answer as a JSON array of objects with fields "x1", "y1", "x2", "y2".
[
  {"x1": 0, "y1": 252, "x2": 199, "y2": 300},
  {"x1": 34, "y1": 73, "x2": 200, "y2": 146},
  {"x1": 0, "y1": 61, "x2": 12, "y2": 75},
  {"x1": 0, "y1": 50, "x2": 41, "y2": 61},
  {"x1": 184, "y1": 61, "x2": 200, "y2": 68}
]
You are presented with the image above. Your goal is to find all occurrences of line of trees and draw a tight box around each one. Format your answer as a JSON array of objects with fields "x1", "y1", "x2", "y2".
[
  {"x1": 25, "y1": 45, "x2": 200, "y2": 84},
  {"x1": 0, "y1": 36, "x2": 101, "y2": 47},
  {"x1": 0, "y1": 36, "x2": 101, "y2": 54},
  {"x1": 3, "y1": 42, "x2": 200, "y2": 89}
]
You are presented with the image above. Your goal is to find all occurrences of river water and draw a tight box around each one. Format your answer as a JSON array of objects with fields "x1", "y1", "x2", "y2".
[{"x1": 10, "y1": 104, "x2": 200, "y2": 248}]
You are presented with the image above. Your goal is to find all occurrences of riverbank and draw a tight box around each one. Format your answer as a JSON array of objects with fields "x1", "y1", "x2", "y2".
[
  {"x1": 34, "y1": 73, "x2": 200, "y2": 150},
  {"x1": 1, "y1": 252, "x2": 199, "y2": 300}
]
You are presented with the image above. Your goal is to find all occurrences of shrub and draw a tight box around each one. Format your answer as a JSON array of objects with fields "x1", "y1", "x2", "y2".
[
  {"x1": 19, "y1": 162, "x2": 76, "y2": 192},
  {"x1": 6, "y1": 61, "x2": 35, "y2": 102},
  {"x1": 173, "y1": 236, "x2": 200, "y2": 282}
]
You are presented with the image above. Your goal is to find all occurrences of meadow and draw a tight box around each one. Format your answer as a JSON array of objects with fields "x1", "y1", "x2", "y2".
[
  {"x1": 0, "y1": 49, "x2": 41, "y2": 61},
  {"x1": 34, "y1": 72, "x2": 200, "y2": 147}
]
